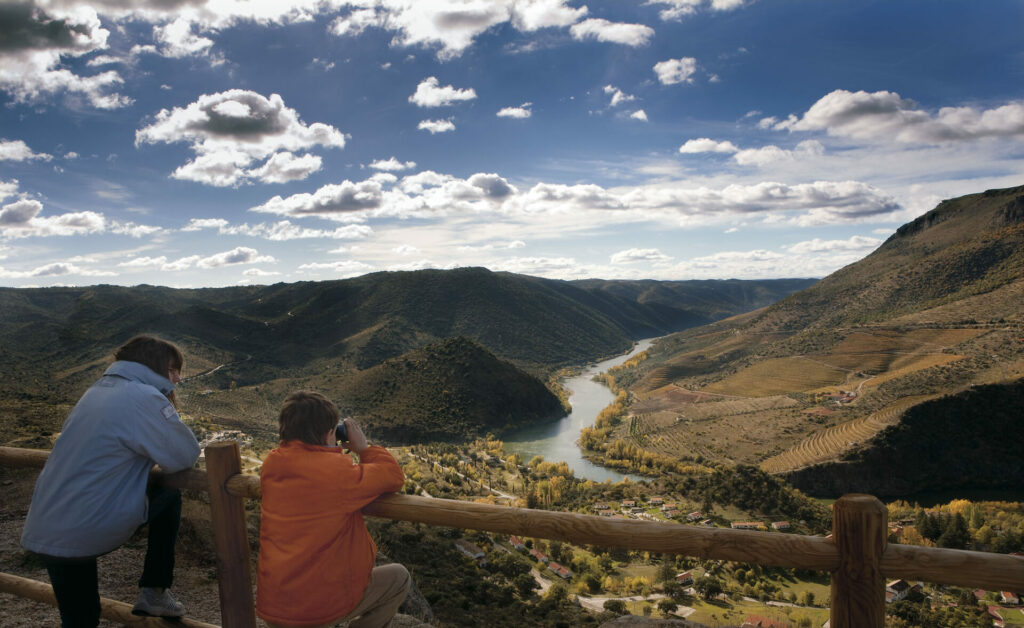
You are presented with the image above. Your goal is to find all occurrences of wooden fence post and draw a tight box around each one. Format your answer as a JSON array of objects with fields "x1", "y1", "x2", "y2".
[
  {"x1": 205, "y1": 442, "x2": 257, "y2": 628},
  {"x1": 831, "y1": 494, "x2": 887, "y2": 628}
]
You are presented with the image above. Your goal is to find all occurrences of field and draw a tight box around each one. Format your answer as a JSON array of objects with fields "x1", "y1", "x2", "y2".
[
  {"x1": 759, "y1": 395, "x2": 937, "y2": 474},
  {"x1": 702, "y1": 357, "x2": 848, "y2": 397}
]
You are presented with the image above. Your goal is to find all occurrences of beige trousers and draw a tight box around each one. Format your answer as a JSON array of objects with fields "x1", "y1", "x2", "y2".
[{"x1": 264, "y1": 563, "x2": 411, "y2": 628}]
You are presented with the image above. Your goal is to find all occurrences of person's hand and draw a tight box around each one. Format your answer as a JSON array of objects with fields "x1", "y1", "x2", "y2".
[{"x1": 342, "y1": 418, "x2": 369, "y2": 454}]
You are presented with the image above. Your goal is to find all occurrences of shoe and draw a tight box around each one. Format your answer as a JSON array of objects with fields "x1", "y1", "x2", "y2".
[{"x1": 132, "y1": 587, "x2": 185, "y2": 618}]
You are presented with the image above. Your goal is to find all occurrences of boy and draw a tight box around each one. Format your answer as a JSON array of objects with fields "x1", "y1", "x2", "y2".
[{"x1": 257, "y1": 391, "x2": 409, "y2": 628}]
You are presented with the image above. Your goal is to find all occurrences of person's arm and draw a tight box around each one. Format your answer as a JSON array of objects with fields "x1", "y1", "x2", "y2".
[
  {"x1": 334, "y1": 419, "x2": 404, "y2": 509},
  {"x1": 129, "y1": 389, "x2": 201, "y2": 472}
]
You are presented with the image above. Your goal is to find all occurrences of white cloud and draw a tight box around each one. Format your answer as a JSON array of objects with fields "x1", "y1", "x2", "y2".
[
  {"x1": 570, "y1": 18, "x2": 654, "y2": 47},
  {"x1": 418, "y1": 118, "x2": 456, "y2": 134},
  {"x1": 511, "y1": 0, "x2": 589, "y2": 30},
  {"x1": 497, "y1": 103, "x2": 532, "y2": 119},
  {"x1": 630, "y1": 110, "x2": 648, "y2": 122},
  {"x1": 0, "y1": 194, "x2": 106, "y2": 238},
  {"x1": 251, "y1": 179, "x2": 386, "y2": 217},
  {"x1": 733, "y1": 140, "x2": 825, "y2": 167},
  {"x1": 394, "y1": 244, "x2": 420, "y2": 255},
  {"x1": 653, "y1": 57, "x2": 698, "y2": 85},
  {"x1": 196, "y1": 247, "x2": 274, "y2": 268},
  {"x1": 775, "y1": 90, "x2": 1024, "y2": 144},
  {"x1": 409, "y1": 77, "x2": 477, "y2": 107},
  {"x1": 243, "y1": 268, "x2": 281, "y2": 277},
  {"x1": 153, "y1": 17, "x2": 214, "y2": 58},
  {"x1": 370, "y1": 157, "x2": 417, "y2": 171},
  {"x1": 611, "y1": 248, "x2": 672, "y2": 264},
  {"x1": 494, "y1": 256, "x2": 580, "y2": 276},
  {"x1": 245, "y1": 152, "x2": 323, "y2": 183},
  {"x1": 648, "y1": 0, "x2": 749, "y2": 21},
  {"x1": 135, "y1": 90, "x2": 346, "y2": 186},
  {"x1": 297, "y1": 259, "x2": 374, "y2": 278},
  {"x1": 603, "y1": 85, "x2": 635, "y2": 107},
  {"x1": 0, "y1": 261, "x2": 115, "y2": 278},
  {"x1": 0, "y1": 3, "x2": 131, "y2": 109},
  {"x1": 109, "y1": 221, "x2": 162, "y2": 237},
  {"x1": 0, "y1": 139, "x2": 53, "y2": 162},
  {"x1": 786, "y1": 235, "x2": 882, "y2": 254},
  {"x1": 183, "y1": 218, "x2": 373, "y2": 240},
  {"x1": 679, "y1": 138, "x2": 739, "y2": 154}
]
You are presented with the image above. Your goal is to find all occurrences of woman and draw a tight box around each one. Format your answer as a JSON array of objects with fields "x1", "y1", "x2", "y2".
[{"x1": 21, "y1": 335, "x2": 201, "y2": 627}]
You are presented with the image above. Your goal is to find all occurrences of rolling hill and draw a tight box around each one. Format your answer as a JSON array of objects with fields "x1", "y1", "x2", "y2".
[
  {"x1": 607, "y1": 184, "x2": 1024, "y2": 495},
  {"x1": 0, "y1": 269, "x2": 812, "y2": 446}
]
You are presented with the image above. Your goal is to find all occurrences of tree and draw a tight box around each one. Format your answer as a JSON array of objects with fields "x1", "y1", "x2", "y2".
[
  {"x1": 603, "y1": 599, "x2": 626, "y2": 614},
  {"x1": 657, "y1": 599, "x2": 679, "y2": 617},
  {"x1": 513, "y1": 573, "x2": 537, "y2": 596},
  {"x1": 800, "y1": 590, "x2": 815, "y2": 607},
  {"x1": 694, "y1": 575, "x2": 723, "y2": 600}
]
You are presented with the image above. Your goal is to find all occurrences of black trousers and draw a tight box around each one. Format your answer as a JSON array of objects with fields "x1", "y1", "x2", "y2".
[{"x1": 43, "y1": 486, "x2": 182, "y2": 628}]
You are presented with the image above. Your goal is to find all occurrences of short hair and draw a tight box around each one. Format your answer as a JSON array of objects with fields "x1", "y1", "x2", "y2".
[
  {"x1": 278, "y1": 391, "x2": 339, "y2": 445},
  {"x1": 114, "y1": 335, "x2": 184, "y2": 379}
]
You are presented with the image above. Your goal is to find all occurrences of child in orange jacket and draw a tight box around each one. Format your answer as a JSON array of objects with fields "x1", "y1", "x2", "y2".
[{"x1": 257, "y1": 391, "x2": 409, "y2": 628}]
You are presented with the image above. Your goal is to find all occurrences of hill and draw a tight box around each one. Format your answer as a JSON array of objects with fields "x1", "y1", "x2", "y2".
[
  {"x1": 333, "y1": 337, "x2": 566, "y2": 442},
  {"x1": 603, "y1": 185, "x2": 1024, "y2": 493},
  {"x1": 0, "y1": 269, "x2": 811, "y2": 446}
]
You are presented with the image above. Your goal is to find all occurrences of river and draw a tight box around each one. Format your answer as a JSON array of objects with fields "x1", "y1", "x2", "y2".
[{"x1": 503, "y1": 339, "x2": 655, "y2": 483}]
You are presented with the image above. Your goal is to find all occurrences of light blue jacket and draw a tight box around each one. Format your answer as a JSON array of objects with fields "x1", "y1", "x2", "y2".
[{"x1": 21, "y1": 360, "x2": 200, "y2": 558}]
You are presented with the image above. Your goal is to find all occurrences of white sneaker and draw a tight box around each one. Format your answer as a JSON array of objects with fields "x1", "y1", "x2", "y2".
[{"x1": 132, "y1": 587, "x2": 185, "y2": 618}]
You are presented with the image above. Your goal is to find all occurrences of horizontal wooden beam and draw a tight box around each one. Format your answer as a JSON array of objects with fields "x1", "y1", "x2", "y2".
[
  {"x1": 4, "y1": 445, "x2": 1023, "y2": 592},
  {"x1": 0, "y1": 572, "x2": 220, "y2": 628},
  {"x1": 881, "y1": 543, "x2": 1024, "y2": 592}
]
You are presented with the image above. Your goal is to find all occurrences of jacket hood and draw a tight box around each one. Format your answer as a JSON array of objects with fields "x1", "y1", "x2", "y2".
[{"x1": 104, "y1": 360, "x2": 175, "y2": 396}]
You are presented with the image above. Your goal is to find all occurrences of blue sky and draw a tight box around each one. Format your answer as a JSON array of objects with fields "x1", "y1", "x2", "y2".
[{"x1": 1, "y1": 0, "x2": 1022, "y2": 288}]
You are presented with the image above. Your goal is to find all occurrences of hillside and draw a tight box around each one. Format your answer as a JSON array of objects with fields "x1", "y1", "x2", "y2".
[
  {"x1": 0, "y1": 269, "x2": 811, "y2": 447},
  {"x1": 333, "y1": 337, "x2": 566, "y2": 442},
  {"x1": 603, "y1": 185, "x2": 1024, "y2": 489}
]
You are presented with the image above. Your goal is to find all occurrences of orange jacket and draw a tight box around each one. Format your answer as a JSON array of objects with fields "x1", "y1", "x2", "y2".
[{"x1": 256, "y1": 442, "x2": 404, "y2": 626}]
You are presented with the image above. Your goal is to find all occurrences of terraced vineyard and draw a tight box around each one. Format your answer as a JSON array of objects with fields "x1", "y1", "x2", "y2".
[{"x1": 759, "y1": 395, "x2": 937, "y2": 474}]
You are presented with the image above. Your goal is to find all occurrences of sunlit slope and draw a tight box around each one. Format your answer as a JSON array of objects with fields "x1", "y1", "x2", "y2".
[{"x1": 610, "y1": 185, "x2": 1024, "y2": 469}]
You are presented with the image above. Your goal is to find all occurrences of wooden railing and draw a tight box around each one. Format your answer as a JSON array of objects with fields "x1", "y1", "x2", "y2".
[{"x1": 2, "y1": 443, "x2": 1023, "y2": 628}]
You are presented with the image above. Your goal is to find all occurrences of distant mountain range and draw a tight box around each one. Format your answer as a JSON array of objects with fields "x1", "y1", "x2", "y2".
[
  {"x1": 610, "y1": 184, "x2": 1024, "y2": 497},
  {"x1": 0, "y1": 270, "x2": 812, "y2": 445}
]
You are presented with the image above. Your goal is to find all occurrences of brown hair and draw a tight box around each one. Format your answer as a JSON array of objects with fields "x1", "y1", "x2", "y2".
[
  {"x1": 278, "y1": 391, "x2": 339, "y2": 446},
  {"x1": 114, "y1": 335, "x2": 184, "y2": 379}
]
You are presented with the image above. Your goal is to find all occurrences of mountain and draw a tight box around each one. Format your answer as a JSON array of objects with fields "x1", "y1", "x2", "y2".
[
  {"x1": 0, "y1": 269, "x2": 812, "y2": 446},
  {"x1": 606, "y1": 185, "x2": 1024, "y2": 495}
]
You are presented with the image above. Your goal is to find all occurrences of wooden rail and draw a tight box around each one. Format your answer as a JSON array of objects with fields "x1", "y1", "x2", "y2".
[{"x1": 3, "y1": 444, "x2": 1024, "y2": 628}]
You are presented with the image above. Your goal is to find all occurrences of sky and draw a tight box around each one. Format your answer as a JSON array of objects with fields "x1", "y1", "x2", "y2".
[{"x1": 1, "y1": 0, "x2": 1022, "y2": 288}]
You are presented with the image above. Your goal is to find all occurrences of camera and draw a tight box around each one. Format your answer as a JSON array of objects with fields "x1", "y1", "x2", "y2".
[{"x1": 335, "y1": 421, "x2": 348, "y2": 443}]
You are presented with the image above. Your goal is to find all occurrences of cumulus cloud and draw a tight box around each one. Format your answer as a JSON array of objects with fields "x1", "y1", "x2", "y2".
[
  {"x1": 570, "y1": 18, "x2": 654, "y2": 46},
  {"x1": 370, "y1": 157, "x2": 417, "y2": 171},
  {"x1": 679, "y1": 138, "x2": 739, "y2": 154},
  {"x1": 409, "y1": 77, "x2": 477, "y2": 107},
  {"x1": 251, "y1": 179, "x2": 386, "y2": 217},
  {"x1": 495, "y1": 256, "x2": 579, "y2": 276},
  {"x1": 648, "y1": 0, "x2": 749, "y2": 21},
  {"x1": 654, "y1": 57, "x2": 697, "y2": 85},
  {"x1": 733, "y1": 140, "x2": 824, "y2": 166},
  {"x1": 603, "y1": 85, "x2": 635, "y2": 107},
  {"x1": 418, "y1": 118, "x2": 456, "y2": 134},
  {"x1": 0, "y1": 191, "x2": 106, "y2": 238},
  {"x1": 297, "y1": 259, "x2": 374, "y2": 278},
  {"x1": 0, "y1": 2, "x2": 130, "y2": 109},
  {"x1": 0, "y1": 260, "x2": 115, "y2": 278},
  {"x1": 774, "y1": 89, "x2": 1024, "y2": 144},
  {"x1": 497, "y1": 103, "x2": 532, "y2": 118},
  {"x1": 183, "y1": 218, "x2": 373, "y2": 240},
  {"x1": 327, "y1": 0, "x2": 587, "y2": 60},
  {"x1": 196, "y1": 246, "x2": 274, "y2": 268},
  {"x1": 135, "y1": 90, "x2": 346, "y2": 186},
  {"x1": 0, "y1": 139, "x2": 53, "y2": 161},
  {"x1": 611, "y1": 248, "x2": 672, "y2": 264},
  {"x1": 153, "y1": 17, "x2": 214, "y2": 58},
  {"x1": 786, "y1": 235, "x2": 882, "y2": 254}
]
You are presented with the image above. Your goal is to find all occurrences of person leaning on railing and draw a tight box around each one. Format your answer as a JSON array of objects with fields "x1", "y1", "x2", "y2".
[
  {"x1": 257, "y1": 391, "x2": 410, "y2": 628},
  {"x1": 20, "y1": 335, "x2": 201, "y2": 627}
]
